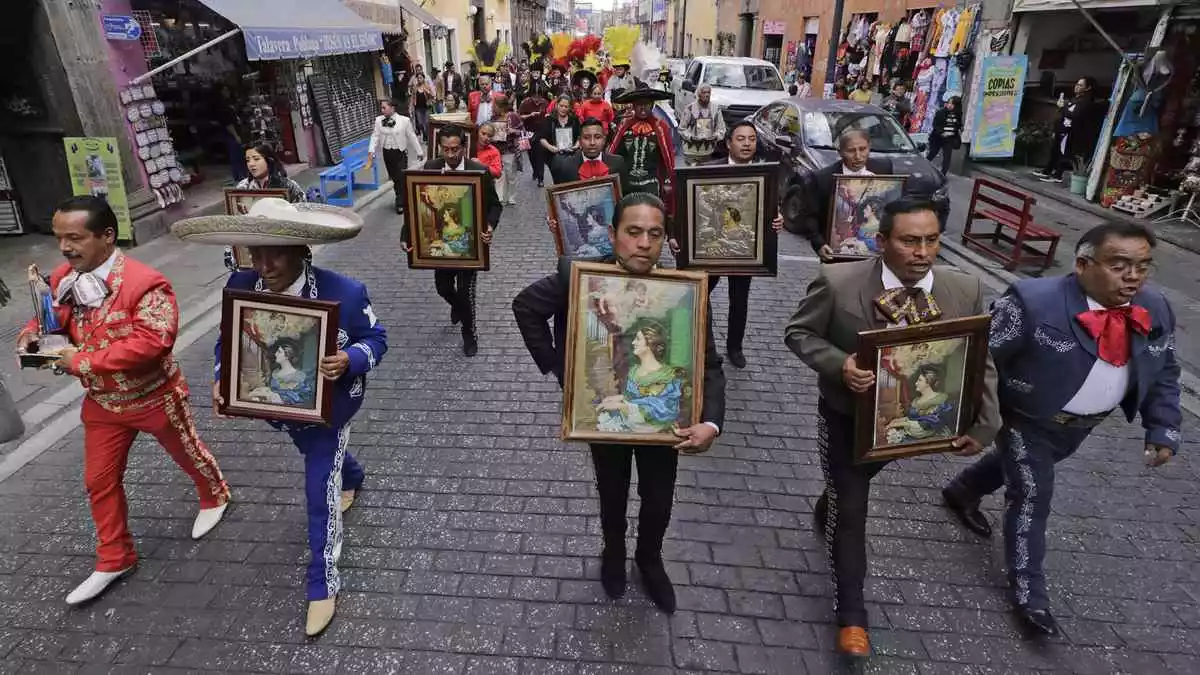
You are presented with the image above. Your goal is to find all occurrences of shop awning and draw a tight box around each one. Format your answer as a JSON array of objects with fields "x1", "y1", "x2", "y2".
[
  {"x1": 1013, "y1": 0, "x2": 1162, "y2": 12},
  {"x1": 343, "y1": 0, "x2": 447, "y2": 32},
  {"x1": 196, "y1": 0, "x2": 384, "y2": 60}
]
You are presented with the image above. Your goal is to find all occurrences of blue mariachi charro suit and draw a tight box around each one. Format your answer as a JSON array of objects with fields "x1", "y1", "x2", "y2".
[
  {"x1": 215, "y1": 264, "x2": 387, "y2": 601},
  {"x1": 951, "y1": 274, "x2": 1180, "y2": 611}
]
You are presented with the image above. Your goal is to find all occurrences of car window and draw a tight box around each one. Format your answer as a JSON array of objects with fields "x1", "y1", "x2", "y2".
[
  {"x1": 686, "y1": 62, "x2": 702, "y2": 85},
  {"x1": 752, "y1": 104, "x2": 778, "y2": 132},
  {"x1": 700, "y1": 63, "x2": 784, "y2": 90},
  {"x1": 802, "y1": 111, "x2": 917, "y2": 153},
  {"x1": 778, "y1": 105, "x2": 802, "y2": 137}
]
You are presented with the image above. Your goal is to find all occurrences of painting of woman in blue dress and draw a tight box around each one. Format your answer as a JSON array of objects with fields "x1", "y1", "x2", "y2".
[
  {"x1": 552, "y1": 183, "x2": 617, "y2": 258},
  {"x1": 247, "y1": 337, "x2": 317, "y2": 409},
  {"x1": 596, "y1": 322, "x2": 686, "y2": 434},
  {"x1": 882, "y1": 364, "x2": 958, "y2": 445},
  {"x1": 830, "y1": 175, "x2": 904, "y2": 258},
  {"x1": 431, "y1": 204, "x2": 472, "y2": 257}
]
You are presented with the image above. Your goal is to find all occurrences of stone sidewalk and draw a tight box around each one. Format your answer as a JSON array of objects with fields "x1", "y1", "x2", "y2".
[{"x1": 0, "y1": 172, "x2": 1198, "y2": 674}]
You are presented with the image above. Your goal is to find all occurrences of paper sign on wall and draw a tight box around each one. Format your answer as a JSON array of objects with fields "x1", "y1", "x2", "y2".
[
  {"x1": 970, "y1": 56, "x2": 1029, "y2": 160},
  {"x1": 63, "y1": 137, "x2": 133, "y2": 241}
]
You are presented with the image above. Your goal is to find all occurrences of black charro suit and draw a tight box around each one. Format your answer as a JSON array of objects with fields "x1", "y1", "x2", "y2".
[
  {"x1": 549, "y1": 151, "x2": 629, "y2": 193},
  {"x1": 800, "y1": 157, "x2": 893, "y2": 253},
  {"x1": 512, "y1": 255, "x2": 726, "y2": 571}
]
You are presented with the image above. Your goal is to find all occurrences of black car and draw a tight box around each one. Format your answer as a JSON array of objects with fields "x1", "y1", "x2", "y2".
[{"x1": 749, "y1": 98, "x2": 950, "y2": 235}]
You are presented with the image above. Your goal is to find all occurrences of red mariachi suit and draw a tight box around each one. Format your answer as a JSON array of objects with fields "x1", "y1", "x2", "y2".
[
  {"x1": 467, "y1": 89, "x2": 496, "y2": 126},
  {"x1": 22, "y1": 252, "x2": 229, "y2": 572},
  {"x1": 607, "y1": 115, "x2": 676, "y2": 216}
]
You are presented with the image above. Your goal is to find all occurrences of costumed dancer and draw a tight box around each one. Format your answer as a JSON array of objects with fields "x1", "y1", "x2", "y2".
[
  {"x1": 16, "y1": 196, "x2": 231, "y2": 606},
  {"x1": 784, "y1": 197, "x2": 999, "y2": 657},
  {"x1": 173, "y1": 198, "x2": 387, "y2": 637},
  {"x1": 547, "y1": 33, "x2": 573, "y2": 98},
  {"x1": 405, "y1": 125, "x2": 503, "y2": 356},
  {"x1": 943, "y1": 223, "x2": 1180, "y2": 637},
  {"x1": 608, "y1": 86, "x2": 675, "y2": 208},
  {"x1": 468, "y1": 37, "x2": 510, "y2": 127},
  {"x1": 602, "y1": 26, "x2": 639, "y2": 106},
  {"x1": 512, "y1": 192, "x2": 726, "y2": 612}
]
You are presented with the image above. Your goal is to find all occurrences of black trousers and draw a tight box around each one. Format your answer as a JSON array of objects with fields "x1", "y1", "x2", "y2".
[
  {"x1": 589, "y1": 444, "x2": 678, "y2": 560},
  {"x1": 434, "y1": 270, "x2": 477, "y2": 339},
  {"x1": 528, "y1": 143, "x2": 545, "y2": 183},
  {"x1": 1043, "y1": 133, "x2": 1069, "y2": 178},
  {"x1": 382, "y1": 148, "x2": 408, "y2": 211},
  {"x1": 925, "y1": 136, "x2": 955, "y2": 175},
  {"x1": 707, "y1": 276, "x2": 751, "y2": 353},
  {"x1": 818, "y1": 398, "x2": 889, "y2": 627}
]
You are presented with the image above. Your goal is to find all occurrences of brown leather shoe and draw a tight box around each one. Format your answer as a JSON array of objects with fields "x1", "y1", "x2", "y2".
[{"x1": 837, "y1": 626, "x2": 870, "y2": 657}]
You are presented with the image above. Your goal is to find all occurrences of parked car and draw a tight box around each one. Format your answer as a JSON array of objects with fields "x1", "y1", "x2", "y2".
[
  {"x1": 750, "y1": 98, "x2": 950, "y2": 235},
  {"x1": 676, "y1": 57, "x2": 789, "y2": 129}
]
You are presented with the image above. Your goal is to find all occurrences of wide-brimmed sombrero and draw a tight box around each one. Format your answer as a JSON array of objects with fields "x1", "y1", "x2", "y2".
[
  {"x1": 171, "y1": 198, "x2": 363, "y2": 247},
  {"x1": 612, "y1": 86, "x2": 673, "y2": 105}
]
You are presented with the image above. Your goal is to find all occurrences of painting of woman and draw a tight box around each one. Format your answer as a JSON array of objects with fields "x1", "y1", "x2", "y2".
[
  {"x1": 246, "y1": 337, "x2": 317, "y2": 409},
  {"x1": 566, "y1": 203, "x2": 612, "y2": 257},
  {"x1": 596, "y1": 322, "x2": 685, "y2": 434},
  {"x1": 883, "y1": 364, "x2": 957, "y2": 445},
  {"x1": 836, "y1": 196, "x2": 885, "y2": 256},
  {"x1": 431, "y1": 204, "x2": 472, "y2": 257}
]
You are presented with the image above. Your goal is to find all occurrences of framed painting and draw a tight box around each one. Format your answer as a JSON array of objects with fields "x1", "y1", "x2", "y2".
[
  {"x1": 674, "y1": 163, "x2": 779, "y2": 276},
  {"x1": 219, "y1": 289, "x2": 340, "y2": 425},
  {"x1": 427, "y1": 119, "x2": 476, "y2": 159},
  {"x1": 403, "y1": 170, "x2": 489, "y2": 270},
  {"x1": 224, "y1": 188, "x2": 289, "y2": 269},
  {"x1": 826, "y1": 174, "x2": 907, "y2": 261},
  {"x1": 545, "y1": 175, "x2": 622, "y2": 257},
  {"x1": 854, "y1": 315, "x2": 991, "y2": 463},
  {"x1": 562, "y1": 262, "x2": 709, "y2": 445}
]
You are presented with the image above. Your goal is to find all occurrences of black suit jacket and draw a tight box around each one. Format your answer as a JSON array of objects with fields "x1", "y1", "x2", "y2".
[
  {"x1": 801, "y1": 157, "x2": 893, "y2": 251},
  {"x1": 549, "y1": 152, "x2": 629, "y2": 191},
  {"x1": 443, "y1": 73, "x2": 465, "y2": 97},
  {"x1": 512, "y1": 256, "x2": 727, "y2": 431},
  {"x1": 400, "y1": 158, "x2": 503, "y2": 242}
]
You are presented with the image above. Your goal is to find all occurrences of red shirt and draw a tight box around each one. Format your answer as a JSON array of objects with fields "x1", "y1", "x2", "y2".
[
  {"x1": 475, "y1": 144, "x2": 502, "y2": 178},
  {"x1": 575, "y1": 100, "x2": 614, "y2": 130}
]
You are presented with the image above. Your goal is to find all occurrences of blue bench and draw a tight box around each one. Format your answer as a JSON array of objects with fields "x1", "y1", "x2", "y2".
[{"x1": 318, "y1": 138, "x2": 380, "y2": 207}]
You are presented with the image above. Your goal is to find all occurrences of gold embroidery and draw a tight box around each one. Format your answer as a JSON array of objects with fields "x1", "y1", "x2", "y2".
[
  {"x1": 105, "y1": 311, "x2": 129, "y2": 323},
  {"x1": 163, "y1": 388, "x2": 230, "y2": 503},
  {"x1": 136, "y1": 287, "x2": 177, "y2": 345}
]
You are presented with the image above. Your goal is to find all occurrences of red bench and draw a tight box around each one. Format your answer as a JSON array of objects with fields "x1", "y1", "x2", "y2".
[{"x1": 961, "y1": 177, "x2": 1061, "y2": 271}]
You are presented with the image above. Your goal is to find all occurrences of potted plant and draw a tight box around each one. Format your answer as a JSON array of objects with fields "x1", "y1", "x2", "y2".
[
  {"x1": 1068, "y1": 155, "x2": 1090, "y2": 195},
  {"x1": 1014, "y1": 122, "x2": 1052, "y2": 167}
]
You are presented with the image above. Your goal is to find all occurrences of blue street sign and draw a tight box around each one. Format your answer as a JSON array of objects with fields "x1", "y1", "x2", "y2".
[{"x1": 102, "y1": 15, "x2": 142, "y2": 41}]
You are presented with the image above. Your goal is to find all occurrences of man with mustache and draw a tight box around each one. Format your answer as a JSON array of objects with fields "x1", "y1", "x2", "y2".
[
  {"x1": 15, "y1": 196, "x2": 231, "y2": 606},
  {"x1": 942, "y1": 222, "x2": 1181, "y2": 637}
]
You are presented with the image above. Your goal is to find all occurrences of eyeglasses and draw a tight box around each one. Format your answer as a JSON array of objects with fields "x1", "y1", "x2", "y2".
[{"x1": 1082, "y1": 256, "x2": 1155, "y2": 276}]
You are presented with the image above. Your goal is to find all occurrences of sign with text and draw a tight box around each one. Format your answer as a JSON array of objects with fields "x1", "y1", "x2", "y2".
[
  {"x1": 243, "y1": 27, "x2": 383, "y2": 61},
  {"x1": 102, "y1": 15, "x2": 142, "y2": 41},
  {"x1": 763, "y1": 21, "x2": 786, "y2": 35},
  {"x1": 970, "y1": 56, "x2": 1028, "y2": 160},
  {"x1": 63, "y1": 137, "x2": 132, "y2": 242}
]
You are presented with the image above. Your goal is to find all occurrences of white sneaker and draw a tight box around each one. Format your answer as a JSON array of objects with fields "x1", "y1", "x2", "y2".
[
  {"x1": 192, "y1": 502, "x2": 230, "y2": 540},
  {"x1": 65, "y1": 567, "x2": 134, "y2": 605}
]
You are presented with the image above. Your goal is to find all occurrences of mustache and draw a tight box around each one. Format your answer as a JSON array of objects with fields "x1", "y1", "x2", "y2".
[{"x1": 62, "y1": 253, "x2": 82, "y2": 259}]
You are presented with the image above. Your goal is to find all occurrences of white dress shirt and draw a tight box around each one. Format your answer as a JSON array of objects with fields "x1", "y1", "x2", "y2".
[
  {"x1": 278, "y1": 270, "x2": 306, "y2": 297},
  {"x1": 1062, "y1": 296, "x2": 1131, "y2": 415},
  {"x1": 881, "y1": 263, "x2": 934, "y2": 328},
  {"x1": 368, "y1": 113, "x2": 422, "y2": 155},
  {"x1": 92, "y1": 249, "x2": 120, "y2": 281},
  {"x1": 841, "y1": 164, "x2": 875, "y2": 176}
]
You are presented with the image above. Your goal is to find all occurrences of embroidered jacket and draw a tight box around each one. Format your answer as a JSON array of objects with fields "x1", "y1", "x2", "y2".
[
  {"x1": 989, "y1": 274, "x2": 1182, "y2": 452},
  {"x1": 21, "y1": 253, "x2": 185, "y2": 413},
  {"x1": 215, "y1": 265, "x2": 388, "y2": 430}
]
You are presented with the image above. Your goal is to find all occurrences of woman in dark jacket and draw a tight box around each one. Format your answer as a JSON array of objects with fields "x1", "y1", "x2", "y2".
[
  {"x1": 1036, "y1": 76, "x2": 1105, "y2": 182},
  {"x1": 926, "y1": 96, "x2": 963, "y2": 174}
]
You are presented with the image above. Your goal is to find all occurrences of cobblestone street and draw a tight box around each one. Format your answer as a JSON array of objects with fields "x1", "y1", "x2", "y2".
[{"x1": 2, "y1": 171, "x2": 1200, "y2": 674}]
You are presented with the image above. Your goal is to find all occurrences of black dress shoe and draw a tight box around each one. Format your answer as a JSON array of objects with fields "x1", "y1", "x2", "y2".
[
  {"x1": 1015, "y1": 606, "x2": 1060, "y2": 637},
  {"x1": 942, "y1": 487, "x2": 992, "y2": 538},
  {"x1": 463, "y1": 338, "x2": 478, "y2": 357},
  {"x1": 635, "y1": 556, "x2": 676, "y2": 613},
  {"x1": 600, "y1": 551, "x2": 627, "y2": 599},
  {"x1": 726, "y1": 349, "x2": 746, "y2": 369}
]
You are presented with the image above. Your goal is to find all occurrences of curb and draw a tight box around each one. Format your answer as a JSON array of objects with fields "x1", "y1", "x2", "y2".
[{"x1": 0, "y1": 183, "x2": 393, "y2": 484}]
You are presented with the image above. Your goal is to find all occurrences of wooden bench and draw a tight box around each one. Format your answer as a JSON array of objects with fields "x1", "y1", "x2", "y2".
[
  {"x1": 318, "y1": 138, "x2": 380, "y2": 207},
  {"x1": 961, "y1": 177, "x2": 1061, "y2": 271}
]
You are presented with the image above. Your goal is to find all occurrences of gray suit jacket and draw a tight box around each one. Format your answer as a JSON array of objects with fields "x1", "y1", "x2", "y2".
[{"x1": 784, "y1": 257, "x2": 1001, "y2": 446}]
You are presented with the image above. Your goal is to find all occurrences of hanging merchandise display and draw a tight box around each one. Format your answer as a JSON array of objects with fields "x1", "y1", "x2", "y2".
[{"x1": 118, "y1": 82, "x2": 186, "y2": 209}]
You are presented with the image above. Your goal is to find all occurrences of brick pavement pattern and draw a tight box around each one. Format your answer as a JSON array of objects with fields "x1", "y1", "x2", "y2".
[{"x1": 1, "y1": 173, "x2": 1198, "y2": 674}]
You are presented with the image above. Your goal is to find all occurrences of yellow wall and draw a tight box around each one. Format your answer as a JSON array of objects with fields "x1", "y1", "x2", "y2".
[
  {"x1": 666, "y1": 0, "x2": 717, "y2": 57},
  {"x1": 423, "y1": 0, "x2": 514, "y2": 72}
]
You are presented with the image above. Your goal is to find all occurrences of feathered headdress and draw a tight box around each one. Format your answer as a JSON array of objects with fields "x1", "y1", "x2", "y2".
[
  {"x1": 468, "y1": 37, "x2": 509, "y2": 75},
  {"x1": 631, "y1": 40, "x2": 663, "y2": 77},
  {"x1": 550, "y1": 32, "x2": 572, "y2": 72},
  {"x1": 604, "y1": 26, "x2": 640, "y2": 68},
  {"x1": 523, "y1": 34, "x2": 552, "y2": 71}
]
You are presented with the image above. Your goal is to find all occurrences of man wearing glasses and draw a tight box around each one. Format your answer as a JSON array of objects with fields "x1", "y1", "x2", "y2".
[{"x1": 942, "y1": 222, "x2": 1181, "y2": 638}]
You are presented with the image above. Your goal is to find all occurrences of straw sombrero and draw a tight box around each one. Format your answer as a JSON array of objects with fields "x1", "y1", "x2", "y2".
[{"x1": 171, "y1": 198, "x2": 363, "y2": 247}]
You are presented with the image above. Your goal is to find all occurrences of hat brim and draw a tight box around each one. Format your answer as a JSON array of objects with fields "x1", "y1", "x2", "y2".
[
  {"x1": 171, "y1": 203, "x2": 363, "y2": 247},
  {"x1": 612, "y1": 88, "x2": 673, "y2": 104}
]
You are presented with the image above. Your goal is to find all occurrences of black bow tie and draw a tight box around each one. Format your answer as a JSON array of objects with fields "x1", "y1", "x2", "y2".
[{"x1": 382, "y1": 117, "x2": 396, "y2": 128}]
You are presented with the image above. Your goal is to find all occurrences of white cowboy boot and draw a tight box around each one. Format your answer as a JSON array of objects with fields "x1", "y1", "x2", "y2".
[
  {"x1": 192, "y1": 501, "x2": 230, "y2": 540},
  {"x1": 65, "y1": 567, "x2": 134, "y2": 605}
]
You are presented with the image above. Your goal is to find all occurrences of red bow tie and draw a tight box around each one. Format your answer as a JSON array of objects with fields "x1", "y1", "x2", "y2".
[
  {"x1": 579, "y1": 158, "x2": 608, "y2": 180},
  {"x1": 1075, "y1": 305, "x2": 1151, "y2": 366}
]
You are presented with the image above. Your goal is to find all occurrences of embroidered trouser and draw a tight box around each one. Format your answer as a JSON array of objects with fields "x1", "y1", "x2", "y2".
[
  {"x1": 707, "y1": 276, "x2": 751, "y2": 353},
  {"x1": 81, "y1": 389, "x2": 229, "y2": 572},
  {"x1": 817, "y1": 399, "x2": 889, "y2": 627},
  {"x1": 288, "y1": 424, "x2": 364, "y2": 601},
  {"x1": 949, "y1": 414, "x2": 1093, "y2": 610},
  {"x1": 434, "y1": 270, "x2": 477, "y2": 340},
  {"x1": 589, "y1": 444, "x2": 678, "y2": 561}
]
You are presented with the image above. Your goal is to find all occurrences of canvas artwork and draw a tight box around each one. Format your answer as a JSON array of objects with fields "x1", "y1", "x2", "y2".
[
  {"x1": 404, "y1": 170, "x2": 488, "y2": 270},
  {"x1": 827, "y1": 175, "x2": 906, "y2": 259},
  {"x1": 224, "y1": 188, "x2": 289, "y2": 269},
  {"x1": 428, "y1": 120, "x2": 475, "y2": 159},
  {"x1": 562, "y1": 263, "x2": 708, "y2": 444},
  {"x1": 220, "y1": 290, "x2": 338, "y2": 424},
  {"x1": 545, "y1": 176, "x2": 620, "y2": 257},
  {"x1": 674, "y1": 163, "x2": 779, "y2": 275}
]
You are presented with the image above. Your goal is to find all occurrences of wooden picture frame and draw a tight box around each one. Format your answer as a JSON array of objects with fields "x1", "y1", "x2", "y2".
[
  {"x1": 545, "y1": 175, "x2": 622, "y2": 257},
  {"x1": 223, "y1": 188, "x2": 290, "y2": 269},
  {"x1": 674, "y1": 163, "x2": 780, "y2": 276},
  {"x1": 826, "y1": 174, "x2": 907, "y2": 261},
  {"x1": 219, "y1": 289, "x2": 340, "y2": 425},
  {"x1": 854, "y1": 315, "x2": 991, "y2": 463},
  {"x1": 562, "y1": 261, "x2": 709, "y2": 445},
  {"x1": 427, "y1": 119, "x2": 477, "y2": 159},
  {"x1": 403, "y1": 169, "x2": 490, "y2": 270}
]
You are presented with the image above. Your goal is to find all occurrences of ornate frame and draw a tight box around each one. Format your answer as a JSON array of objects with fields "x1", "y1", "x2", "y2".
[
  {"x1": 544, "y1": 175, "x2": 622, "y2": 257},
  {"x1": 674, "y1": 162, "x2": 780, "y2": 276},
  {"x1": 402, "y1": 169, "x2": 489, "y2": 271}
]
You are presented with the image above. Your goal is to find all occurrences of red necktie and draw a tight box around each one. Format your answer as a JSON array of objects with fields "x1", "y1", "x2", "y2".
[
  {"x1": 1075, "y1": 305, "x2": 1151, "y2": 366},
  {"x1": 579, "y1": 158, "x2": 608, "y2": 180}
]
